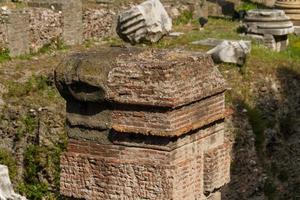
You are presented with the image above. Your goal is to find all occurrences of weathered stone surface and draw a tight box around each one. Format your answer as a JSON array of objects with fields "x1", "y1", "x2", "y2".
[
  {"x1": 56, "y1": 47, "x2": 230, "y2": 199},
  {"x1": 55, "y1": 47, "x2": 226, "y2": 137},
  {"x1": 0, "y1": 165, "x2": 27, "y2": 200},
  {"x1": 275, "y1": 0, "x2": 300, "y2": 34},
  {"x1": 62, "y1": 0, "x2": 83, "y2": 45},
  {"x1": 207, "y1": 40, "x2": 251, "y2": 65},
  {"x1": 242, "y1": 9, "x2": 294, "y2": 51},
  {"x1": 243, "y1": 9, "x2": 294, "y2": 35},
  {"x1": 60, "y1": 122, "x2": 230, "y2": 200},
  {"x1": 116, "y1": 0, "x2": 172, "y2": 44},
  {"x1": 0, "y1": 0, "x2": 225, "y2": 55},
  {"x1": 28, "y1": 7, "x2": 62, "y2": 52},
  {"x1": 28, "y1": 0, "x2": 83, "y2": 46},
  {"x1": 7, "y1": 9, "x2": 30, "y2": 57}
]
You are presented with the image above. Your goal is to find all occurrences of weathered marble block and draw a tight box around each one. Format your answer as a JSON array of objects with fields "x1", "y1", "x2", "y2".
[
  {"x1": 0, "y1": 165, "x2": 27, "y2": 200},
  {"x1": 55, "y1": 47, "x2": 230, "y2": 200},
  {"x1": 242, "y1": 9, "x2": 294, "y2": 51},
  {"x1": 275, "y1": 0, "x2": 300, "y2": 34},
  {"x1": 116, "y1": 0, "x2": 172, "y2": 44}
]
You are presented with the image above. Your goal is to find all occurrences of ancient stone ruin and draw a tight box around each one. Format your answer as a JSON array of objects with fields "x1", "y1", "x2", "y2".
[
  {"x1": 206, "y1": 40, "x2": 251, "y2": 65},
  {"x1": 0, "y1": 165, "x2": 27, "y2": 200},
  {"x1": 28, "y1": 0, "x2": 83, "y2": 46},
  {"x1": 242, "y1": 9, "x2": 294, "y2": 51},
  {"x1": 0, "y1": 0, "x2": 83, "y2": 56},
  {"x1": 55, "y1": 47, "x2": 231, "y2": 200},
  {"x1": 275, "y1": 0, "x2": 300, "y2": 34},
  {"x1": 116, "y1": 0, "x2": 172, "y2": 44}
]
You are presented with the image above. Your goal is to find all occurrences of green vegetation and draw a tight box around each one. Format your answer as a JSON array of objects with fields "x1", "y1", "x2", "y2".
[
  {"x1": 15, "y1": 115, "x2": 38, "y2": 141},
  {"x1": 18, "y1": 142, "x2": 67, "y2": 200},
  {"x1": 174, "y1": 10, "x2": 194, "y2": 25},
  {"x1": 0, "y1": 9, "x2": 298, "y2": 199},
  {"x1": 154, "y1": 18, "x2": 241, "y2": 49},
  {"x1": 37, "y1": 38, "x2": 68, "y2": 54},
  {"x1": 5, "y1": 75, "x2": 58, "y2": 101},
  {"x1": 243, "y1": 103, "x2": 267, "y2": 156},
  {"x1": 17, "y1": 38, "x2": 69, "y2": 60},
  {"x1": 0, "y1": 49, "x2": 11, "y2": 63},
  {"x1": 0, "y1": 148, "x2": 17, "y2": 180},
  {"x1": 263, "y1": 178, "x2": 277, "y2": 200}
]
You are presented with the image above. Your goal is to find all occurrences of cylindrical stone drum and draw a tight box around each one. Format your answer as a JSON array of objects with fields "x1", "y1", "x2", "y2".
[
  {"x1": 275, "y1": 0, "x2": 300, "y2": 33},
  {"x1": 243, "y1": 9, "x2": 294, "y2": 36}
]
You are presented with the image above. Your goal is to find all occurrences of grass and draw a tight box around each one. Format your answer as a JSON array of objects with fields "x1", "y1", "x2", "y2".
[
  {"x1": 18, "y1": 139, "x2": 67, "y2": 200},
  {"x1": 4, "y1": 75, "x2": 59, "y2": 101},
  {"x1": 153, "y1": 18, "x2": 242, "y2": 50},
  {"x1": 237, "y1": 0, "x2": 267, "y2": 11},
  {"x1": 0, "y1": 148, "x2": 17, "y2": 180},
  {"x1": 0, "y1": 49, "x2": 11, "y2": 63},
  {"x1": 241, "y1": 102, "x2": 267, "y2": 156},
  {"x1": 174, "y1": 10, "x2": 194, "y2": 25},
  {"x1": 17, "y1": 38, "x2": 69, "y2": 61}
]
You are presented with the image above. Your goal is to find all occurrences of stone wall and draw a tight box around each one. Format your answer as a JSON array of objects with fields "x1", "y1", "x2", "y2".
[
  {"x1": 83, "y1": 8, "x2": 116, "y2": 40},
  {"x1": 62, "y1": 0, "x2": 83, "y2": 45},
  {"x1": 28, "y1": 7, "x2": 62, "y2": 52},
  {"x1": 0, "y1": 0, "x2": 244, "y2": 56},
  {"x1": 0, "y1": 9, "x2": 30, "y2": 57}
]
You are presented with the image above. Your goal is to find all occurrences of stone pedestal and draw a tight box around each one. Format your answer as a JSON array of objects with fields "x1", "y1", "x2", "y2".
[
  {"x1": 275, "y1": 0, "x2": 300, "y2": 34},
  {"x1": 55, "y1": 47, "x2": 230, "y2": 200},
  {"x1": 242, "y1": 9, "x2": 294, "y2": 51}
]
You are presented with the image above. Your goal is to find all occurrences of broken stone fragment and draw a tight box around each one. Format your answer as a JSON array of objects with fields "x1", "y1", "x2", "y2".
[
  {"x1": 207, "y1": 40, "x2": 251, "y2": 65},
  {"x1": 116, "y1": 0, "x2": 172, "y2": 44},
  {"x1": 0, "y1": 165, "x2": 27, "y2": 200}
]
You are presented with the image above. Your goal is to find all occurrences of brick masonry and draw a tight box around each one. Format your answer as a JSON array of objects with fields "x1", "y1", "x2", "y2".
[
  {"x1": 55, "y1": 47, "x2": 230, "y2": 199},
  {"x1": 60, "y1": 122, "x2": 230, "y2": 200}
]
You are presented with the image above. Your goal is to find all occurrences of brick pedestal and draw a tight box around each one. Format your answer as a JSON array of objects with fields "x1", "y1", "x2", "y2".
[{"x1": 55, "y1": 47, "x2": 230, "y2": 200}]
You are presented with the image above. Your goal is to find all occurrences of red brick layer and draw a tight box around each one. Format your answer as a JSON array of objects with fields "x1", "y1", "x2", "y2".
[
  {"x1": 60, "y1": 122, "x2": 230, "y2": 200},
  {"x1": 55, "y1": 48, "x2": 226, "y2": 108},
  {"x1": 112, "y1": 93, "x2": 225, "y2": 137},
  {"x1": 203, "y1": 142, "x2": 231, "y2": 193}
]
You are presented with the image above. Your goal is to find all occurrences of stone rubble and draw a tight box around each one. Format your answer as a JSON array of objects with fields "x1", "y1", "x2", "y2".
[
  {"x1": 207, "y1": 40, "x2": 251, "y2": 65},
  {"x1": 116, "y1": 0, "x2": 172, "y2": 44},
  {"x1": 83, "y1": 8, "x2": 116, "y2": 40},
  {"x1": 28, "y1": 7, "x2": 62, "y2": 52}
]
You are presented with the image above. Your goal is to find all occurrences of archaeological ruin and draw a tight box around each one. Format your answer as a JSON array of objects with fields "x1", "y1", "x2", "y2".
[
  {"x1": 54, "y1": 47, "x2": 231, "y2": 199},
  {"x1": 0, "y1": 0, "x2": 299, "y2": 199},
  {"x1": 242, "y1": 9, "x2": 294, "y2": 51},
  {"x1": 275, "y1": 0, "x2": 300, "y2": 34},
  {"x1": 117, "y1": 0, "x2": 172, "y2": 44}
]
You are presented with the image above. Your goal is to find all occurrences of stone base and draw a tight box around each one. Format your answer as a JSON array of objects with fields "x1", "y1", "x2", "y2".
[
  {"x1": 60, "y1": 121, "x2": 230, "y2": 200},
  {"x1": 294, "y1": 26, "x2": 300, "y2": 35},
  {"x1": 246, "y1": 33, "x2": 288, "y2": 52}
]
